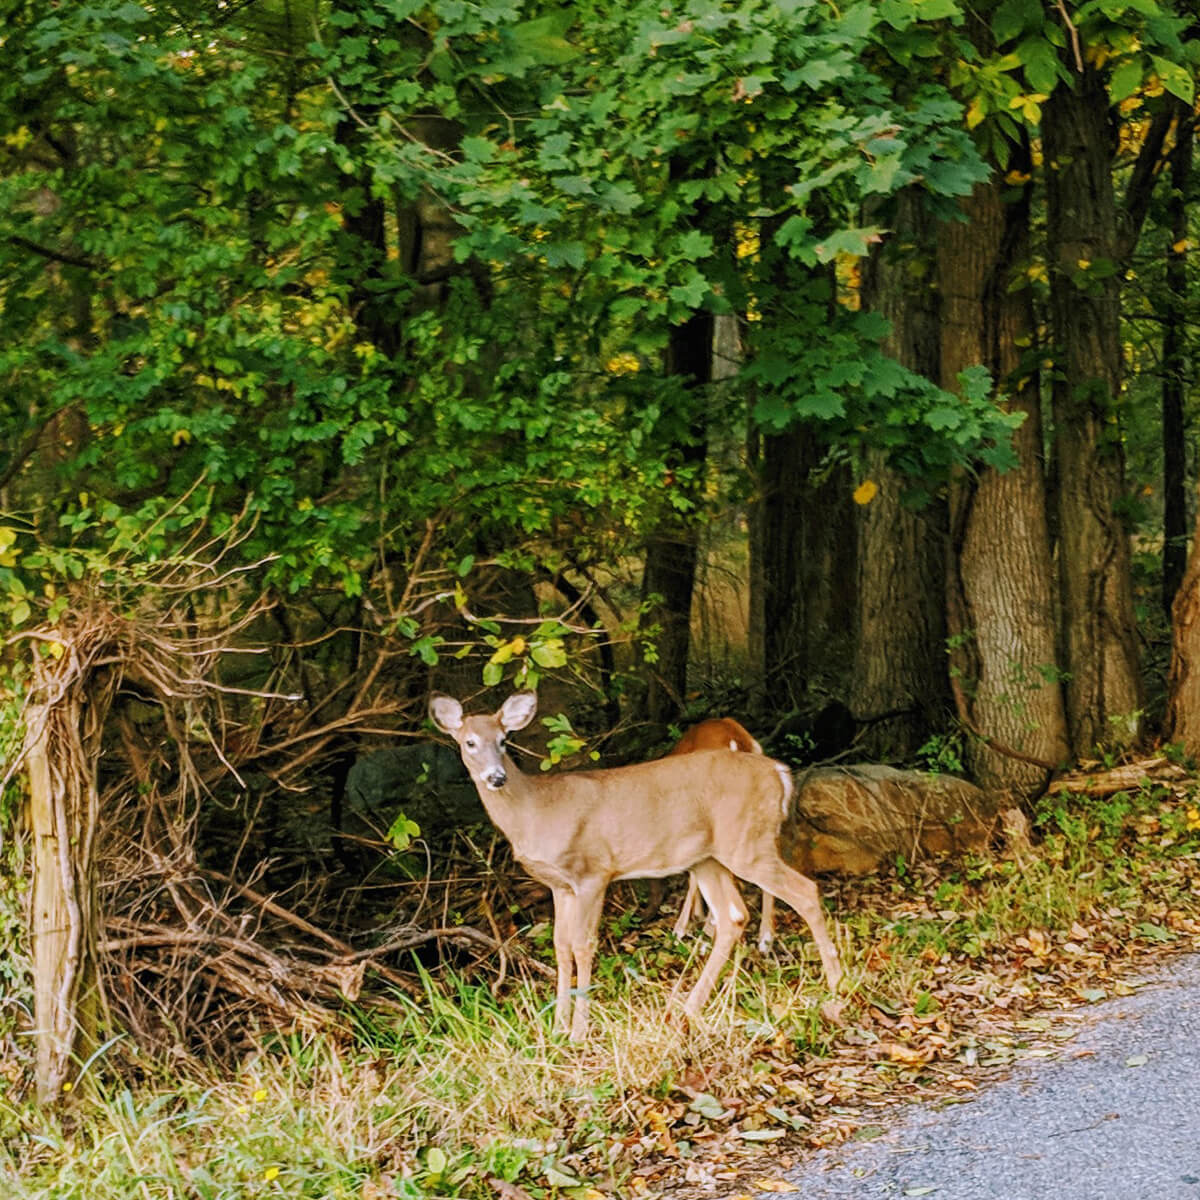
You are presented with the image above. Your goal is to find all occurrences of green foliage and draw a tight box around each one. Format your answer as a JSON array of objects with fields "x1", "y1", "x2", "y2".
[{"x1": 0, "y1": 0, "x2": 1042, "y2": 649}]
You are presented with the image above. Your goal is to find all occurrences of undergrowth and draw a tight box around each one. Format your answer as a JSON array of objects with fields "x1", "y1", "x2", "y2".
[{"x1": 2, "y1": 781, "x2": 1199, "y2": 1199}]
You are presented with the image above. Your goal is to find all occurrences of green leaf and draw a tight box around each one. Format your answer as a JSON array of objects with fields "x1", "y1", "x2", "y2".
[
  {"x1": 1017, "y1": 35, "x2": 1062, "y2": 94},
  {"x1": 1150, "y1": 54, "x2": 1194, "y2": 105},
  {"x1": 530, "y1": 639, "x2": 567, "y2": 668},
  {"x1": 991, "y1": 0, "x2": 1043, "y2": 43},
  {"x1": 1109, "y1": 57, "x2": 1144, "y2": 102}
]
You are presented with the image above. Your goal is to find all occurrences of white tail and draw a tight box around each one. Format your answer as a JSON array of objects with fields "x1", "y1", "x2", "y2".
[
  {"x1": 430, "y1": 691, "x2": 842, "y2": 1040},
  {"x1": 667, "y1": 718, "x2": 775, "y2": 953}
]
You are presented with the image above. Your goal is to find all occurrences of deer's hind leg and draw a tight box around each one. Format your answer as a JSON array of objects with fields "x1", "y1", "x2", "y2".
[
  {"x1": 733, "y1": 858, "x2": 842, "y2": 997},
  {"x1": 757, "y1": 891, "x2": 776, "y2": 955},
  {"x1": 681, "y1": 859, "x2": 748, "y2": 1019}
]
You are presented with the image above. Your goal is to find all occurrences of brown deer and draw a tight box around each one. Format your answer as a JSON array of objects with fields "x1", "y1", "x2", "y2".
[
  {"x1": 665, "y1": 718, "x2": 775, "y2": 952},
  {"x1": 430, "y1": 691, "x2": 842, "y2": 1040}
]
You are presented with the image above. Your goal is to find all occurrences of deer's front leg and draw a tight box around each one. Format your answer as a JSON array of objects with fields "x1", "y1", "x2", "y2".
[
  {"x1": 551, "y1": 888, "x2": 575, "y2": 1035},
  {"x1": 568, "y1": 879, "x2": 608, "y2": 1041}
]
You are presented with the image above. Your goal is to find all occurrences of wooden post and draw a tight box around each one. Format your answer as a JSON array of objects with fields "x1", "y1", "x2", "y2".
[{"x1": 27, "y1": 717, "x2": 80, "y2": 1102}]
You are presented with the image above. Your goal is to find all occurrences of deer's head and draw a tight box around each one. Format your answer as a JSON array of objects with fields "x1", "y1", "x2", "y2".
[{"x1": 429, "y1": 691, "x2": 538, "y2": 790}]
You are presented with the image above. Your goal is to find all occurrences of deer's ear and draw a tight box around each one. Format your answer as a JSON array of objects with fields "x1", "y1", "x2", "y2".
[
  {"x1": 429, "y1": 694, "x2": 464, "y2": 735},
  {"x1": 498, "y1": 691, "x2": 538, "y2": 732}
]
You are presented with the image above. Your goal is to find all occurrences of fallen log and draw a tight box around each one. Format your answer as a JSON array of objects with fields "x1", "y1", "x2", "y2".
[{"x1": 1046, "y1": 756, "x2": 1188, "y2": 799}]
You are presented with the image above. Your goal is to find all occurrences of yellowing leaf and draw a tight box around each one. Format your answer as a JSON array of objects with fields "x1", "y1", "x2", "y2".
[
  {"x1": 172, "y1": 428, "x2": 192, "y2": 446},
  {"x1": 753, "y1": 1179, "x2": 799, "y2": 1193},
  {"x1": 1172, "y1": 238, "x2": 1190, "y2": 254},
  {"x1": 605, "y1": 351, "x2": 640, "y2": 375},
  {"x1": 48, "y1": 642, "x2": 65, "y2": 660},
  {"x1": 965, "y1": 98, "x2": 985, "y2": 130},
  {"x1": 1077, "y1": 258, "x2": 1091, "y2": 270},
  {"x1": 853, "y1": 479, "x2": 878, "y2": 505}
]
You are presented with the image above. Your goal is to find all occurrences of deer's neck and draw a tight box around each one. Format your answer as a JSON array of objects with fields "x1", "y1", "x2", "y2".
[{"x1": 472, "y1": 755, "x2": 553, "y2": 846}]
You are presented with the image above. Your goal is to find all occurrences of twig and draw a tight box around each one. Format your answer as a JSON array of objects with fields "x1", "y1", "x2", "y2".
[
  {"x1": 1055, "y1": 0, "x2": 1084, "y2": 73},
  {"x1": 350, "y1": 924, "x2": 556, "y2": 980}
]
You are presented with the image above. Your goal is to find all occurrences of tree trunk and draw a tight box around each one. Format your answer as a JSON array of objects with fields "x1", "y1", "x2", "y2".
[
  {"x1": 641, "y1": 310, "x2": 712, "y2": 725},
  {"x1": 1043, "y1": 68, "x2": 1144, "y2": 754},
  {"x1": 939, "y1": 166, "x2": 1069, "y2": 793},
  {"x1": 26, "y1": 658, "x2": 110, "y2": 1103},
  {"x1": 853, "y1": 191, "x2": 949, "y2": 756},
  {"x1": 1166, "y1": 476, "x2": 1200, "y2": 754},
  {"x1": 1162, "y1": 103, "x2": 1193, "y2": 618},
  {"x1": 750, "y1": 427, "x2": 856, "y2": 711}
]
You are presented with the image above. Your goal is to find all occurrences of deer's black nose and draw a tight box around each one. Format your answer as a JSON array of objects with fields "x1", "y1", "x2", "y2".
[{"x1": 484, "y1": 768, "x2": 507, "y2": 789}]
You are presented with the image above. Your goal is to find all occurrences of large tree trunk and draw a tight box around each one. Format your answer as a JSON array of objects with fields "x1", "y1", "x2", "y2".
[
  {"x1": 853, "y1": 191, "x2": 949, "y2": 755},
  {"x1": 1162, "y1": 103, "x2": 1193, "y2": 618},
  {"x1": 939, "y1": 167, "x2": 1069, "y2": 793},
  {"x1": 1166, "y1": 477, "x2": 1200, "y2": 754},
  {"x1": 1164, "y1": 109, "x2": 1198, "y2": 751},
  {"x1": 1043, "y1": 68, "x2": 1144, "y2": 754}
]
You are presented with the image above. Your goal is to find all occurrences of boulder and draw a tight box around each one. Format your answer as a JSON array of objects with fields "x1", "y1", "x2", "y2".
[{"x1": 786, "y1": 763, "x2": 1002, "y2": 875}]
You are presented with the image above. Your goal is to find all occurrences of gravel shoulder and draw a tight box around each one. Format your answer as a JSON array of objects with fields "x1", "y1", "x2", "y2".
[{"x1": 756, "y1": 954, "x2": 1200, "y2": 1200}]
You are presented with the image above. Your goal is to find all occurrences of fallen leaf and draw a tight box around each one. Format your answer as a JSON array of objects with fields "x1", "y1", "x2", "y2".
[
  {"x1": 1125, "y1": 1054, "x2": 1148, "y2": 1068},
  {"x1": 487, "y1": 1179, "x2": 535, "y2": 1200},
  {"x1": 752, "y1": 1178, "x2": 798, "y2": 1193}
]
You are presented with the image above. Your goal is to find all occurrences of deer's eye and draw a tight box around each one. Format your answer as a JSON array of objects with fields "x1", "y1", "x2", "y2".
[
  {"x1": 465, "y1": 737, "x2": 478, "y2": 750},
  {"x1": 498, "y1": 737, "x2": 507, "y2": 751}
]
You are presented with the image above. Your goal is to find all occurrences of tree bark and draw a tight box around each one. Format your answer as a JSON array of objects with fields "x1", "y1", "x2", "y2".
[
  {"x1": 26, "y1": 657, "x2": 110, "y2": 1103},
  {"x1": 939, "y1": 166, "x2": 1069, "y2": 793},
  {"x1": 640, "y1": 310, "x2": 712, "y2": 725},
  {"x1": 1162, "y1": 103, "x2": 1193, "y2": 618},
  {"x1": 1166, "y1": 475, "x2": 1200, "y2": 754},
  {"x1": 1043, "y1": 67, "x2": 1144, "y2": 754},
  {"x1": 750, "y1": 427, "x2": 856, "y2": 711},
  {"x1": 853, "y1": 190, "x2": 949, "y2": 756}
]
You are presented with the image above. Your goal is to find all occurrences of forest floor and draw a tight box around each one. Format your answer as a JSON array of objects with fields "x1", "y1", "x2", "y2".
[{"x1": 2, "y1": 769, "x2": 1200, "y2": 1199}]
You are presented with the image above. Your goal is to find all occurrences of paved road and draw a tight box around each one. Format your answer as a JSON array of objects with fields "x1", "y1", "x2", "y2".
[{"x1": 765, "y1": 955, "x2": 1200, "y2": 1200}]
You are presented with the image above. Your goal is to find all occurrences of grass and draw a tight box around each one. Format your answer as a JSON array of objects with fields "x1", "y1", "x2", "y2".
[{"x1": 3, "y1": 781, "x2": 1200, "y2": 1199}]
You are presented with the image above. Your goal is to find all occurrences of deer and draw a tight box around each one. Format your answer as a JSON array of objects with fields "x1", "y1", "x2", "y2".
[
  {"x1": 429, "y1": 690, "x2": 843, "y2": 1040},
  {"x1": 664, "y1": 718, "x2": 776, "y2": 954}
]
